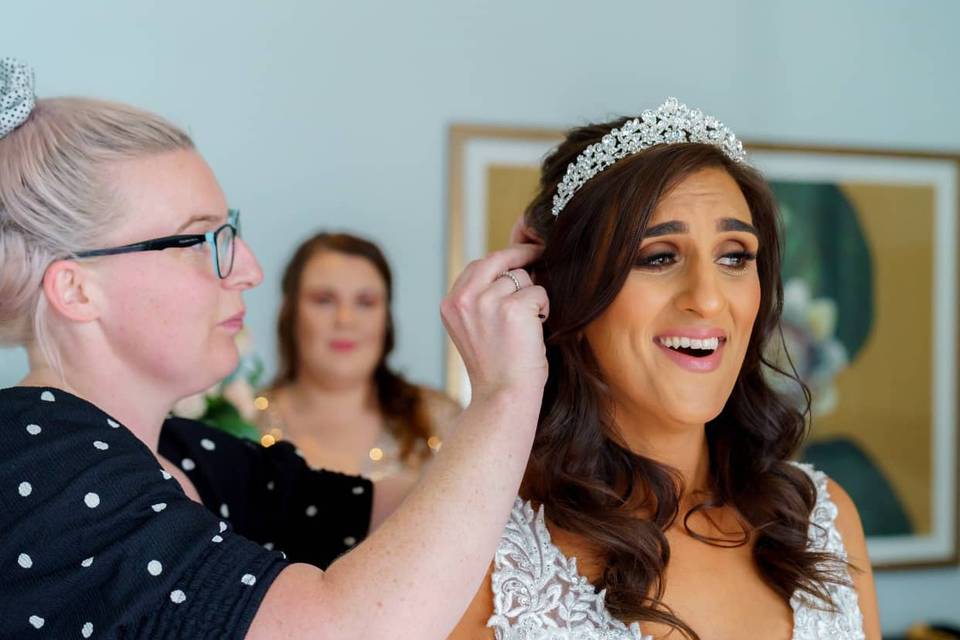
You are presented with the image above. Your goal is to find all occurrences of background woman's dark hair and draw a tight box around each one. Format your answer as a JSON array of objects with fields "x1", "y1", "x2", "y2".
[
  {"x1": 521, "y1": 122, "x2": 849, "y2": 638},
  {"x1": 271, "y1": 232, "x2": 433, "y2": 463}
]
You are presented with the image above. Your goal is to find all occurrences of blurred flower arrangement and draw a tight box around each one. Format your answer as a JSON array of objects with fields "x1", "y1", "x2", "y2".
[
  {"x1": 171, "y1": 328, "x2": 264, "y2": 441},
  {"x1": 765, "y1": 278, "x2": 849, "y2": 418}
]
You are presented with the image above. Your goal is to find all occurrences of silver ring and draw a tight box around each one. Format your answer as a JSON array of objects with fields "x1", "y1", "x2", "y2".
[{"x1": 498, "y1": 270, "x2": 522, "y2": 293}]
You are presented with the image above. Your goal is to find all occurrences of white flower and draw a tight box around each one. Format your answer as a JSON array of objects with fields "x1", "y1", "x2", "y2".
[
  {"x1": 806, "y1": 299, "x2": 838, "y2": 343},
  {"x1": 223, "y1": 378, "x2": 257, "y2": 421},
  {"x1": 234, "y1": 328, "x2": 254, "y2": 357},
  {"x1": 172, "y1": 393, "x2": 207, "y2": 419},
  {"x1": 766, "y1": 278, "x2": 849, "y2": 419}
]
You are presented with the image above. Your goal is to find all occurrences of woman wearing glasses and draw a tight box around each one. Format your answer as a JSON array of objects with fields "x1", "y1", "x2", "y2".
[{"x1": 0, "y1": 59, "x2": 548, "y2": 638}]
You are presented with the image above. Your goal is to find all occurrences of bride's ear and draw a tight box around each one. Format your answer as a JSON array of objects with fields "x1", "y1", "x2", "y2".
[{"x1": 508, "y1": 214, "x2": 544, "y2": 248}]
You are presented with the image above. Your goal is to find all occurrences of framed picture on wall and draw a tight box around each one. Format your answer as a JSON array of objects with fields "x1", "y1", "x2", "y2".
[{"x1": 445, "y1": 123, "x2": 960, "y2": 569}]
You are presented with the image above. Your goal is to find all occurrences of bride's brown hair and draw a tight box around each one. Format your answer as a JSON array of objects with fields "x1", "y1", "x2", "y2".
[{"x1": 521, "y1": 123, "x2": 849, "y2": 638}]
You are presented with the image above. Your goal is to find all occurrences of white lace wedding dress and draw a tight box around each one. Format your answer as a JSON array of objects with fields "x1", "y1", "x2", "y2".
[{"x1": 487, "y1": 463, "x2": 865, "y2": 640}]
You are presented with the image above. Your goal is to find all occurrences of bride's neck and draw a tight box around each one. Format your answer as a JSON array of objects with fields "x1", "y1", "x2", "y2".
[
  {"x1": 279, "y1": 372, "x2": 377, "y2": 416},
  {"x1": 613, "y1": 403, "x2": 711, "y2": 498}
]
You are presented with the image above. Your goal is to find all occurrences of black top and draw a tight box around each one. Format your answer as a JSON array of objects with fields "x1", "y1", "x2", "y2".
[{"x1": 0, "y1": 386, "x2": 373, "y2": 639}]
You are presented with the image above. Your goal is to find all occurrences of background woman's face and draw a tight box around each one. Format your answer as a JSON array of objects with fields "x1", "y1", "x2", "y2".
[
  {"x1": 94, "y1": 149, "x2": 263, "y2": 397},
  {"x1": 295, "y1": 251, "x2": 388, "y2": 386},
  {"x1": 584, "y1": 167, "x2": 761, "y2": 429}
]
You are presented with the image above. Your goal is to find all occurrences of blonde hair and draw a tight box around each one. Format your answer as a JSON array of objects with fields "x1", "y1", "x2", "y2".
[{"x1": 0, "y1": 97, "x2": 194, "y2": 368}]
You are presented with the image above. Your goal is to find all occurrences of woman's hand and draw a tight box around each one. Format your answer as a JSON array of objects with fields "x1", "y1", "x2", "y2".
[{"x1": 440, "y1": 244, "x2": 549, "y2": 402}]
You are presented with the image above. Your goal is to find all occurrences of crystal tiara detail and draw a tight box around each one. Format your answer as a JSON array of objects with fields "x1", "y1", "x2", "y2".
[{"x1": 551, "y1": 97, "x2": 746, "y2": 216}]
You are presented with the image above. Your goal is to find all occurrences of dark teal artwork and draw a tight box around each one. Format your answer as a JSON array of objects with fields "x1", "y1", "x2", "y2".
[
  {"x1": 773, "y1": 182, "x2": 874, "y2": 360},
  {"x1": 772, "y1": 181, "x2": 913, "y2": 537}
]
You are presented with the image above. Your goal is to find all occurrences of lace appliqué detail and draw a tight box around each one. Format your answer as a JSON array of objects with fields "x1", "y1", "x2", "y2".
[
  {"x1": 488, "y1": 499, "x2": 648, "y2": 640},
  {"x1": 489, "y1": 464, "x2": 864, "y2": 639},
  {"x1": 789, "y1": 462, "x2": 866, "y2": 640}
]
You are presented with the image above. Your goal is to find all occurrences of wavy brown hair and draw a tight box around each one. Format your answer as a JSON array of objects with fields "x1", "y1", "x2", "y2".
[
  {"x1": 271, "y1": 232, "x2": 433, "y2": 464},
  {"x1": 521, "y1": 126, "x2": 850, "y2": 637}
]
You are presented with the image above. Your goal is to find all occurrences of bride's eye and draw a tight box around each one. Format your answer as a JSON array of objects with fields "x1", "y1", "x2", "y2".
[
  {"x1": 717, "y1": 251, "x2": 757, "y2": 269},
  {"x1": 636, "y1": 251, "x2": 678, "y2": 270}
]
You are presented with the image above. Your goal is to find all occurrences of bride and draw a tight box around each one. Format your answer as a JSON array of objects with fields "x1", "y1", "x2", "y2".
[{"x1": 449, "y1": 98, "x2": 881, "y2": 639}]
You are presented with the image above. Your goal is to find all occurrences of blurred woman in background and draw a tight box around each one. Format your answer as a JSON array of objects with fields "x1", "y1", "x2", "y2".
[{"x1": 258, "y1": 232, "x2": 460, "y2": 479}]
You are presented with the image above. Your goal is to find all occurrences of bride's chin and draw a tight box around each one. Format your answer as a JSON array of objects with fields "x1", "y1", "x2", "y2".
[{"x1": 660, "y1": 399, "x2": 727, "y2": 427}]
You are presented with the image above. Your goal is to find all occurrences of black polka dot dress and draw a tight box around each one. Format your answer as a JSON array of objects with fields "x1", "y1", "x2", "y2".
[
  {"x1": 158, "y1": 416, "x2": 373, "y2": 569},
  {"x1": 0, "y1": 386, "x2": 373, "y2": 638}
]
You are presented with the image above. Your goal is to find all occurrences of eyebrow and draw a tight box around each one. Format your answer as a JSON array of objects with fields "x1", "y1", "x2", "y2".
[
  {"x1": 643, "y1": 218, "x2": 759, "y2": 238},
  {"x1": 175, "y1": 214, "x2": 225, "y2": 234}
]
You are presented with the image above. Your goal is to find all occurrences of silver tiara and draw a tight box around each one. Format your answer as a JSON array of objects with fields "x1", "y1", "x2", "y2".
[{"x1": 551, "y1": 97, "x2": 746, "y2": 216}]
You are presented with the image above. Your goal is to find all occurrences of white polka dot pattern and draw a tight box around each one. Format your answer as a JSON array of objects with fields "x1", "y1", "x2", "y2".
[
  {"x1": 170, "y1": 589, "x2": 187, "y2": 604},
  {"x1": 240, "y1": 573, "x2": 256, "y2": 586},
  {"x1": 352, "y1": 485, "x2": 365, "y2": 495},
  {"x1": 107, "y1": 418, "x2": 120, "y2": 428},
  {"x1": 18, "y1": 481, "x2": 32, "y2": 497},
  {"x1": 211, "y1": 535, "x2": 223, "y2": 543},
  {"x1": 81, "y1": 557, "x2": 94, "y2": 568},
  {"x1": 151, "y1": 503, "x2": 167, "y2": 512},
  {"x1": 219, "y1": 521, "x2": 227, "y2": 533},
  {"x1": 181, "y1": 458, "x2": 195, "y2": 471},
  {"x1": 25, "y1": 424, "x2": 41, "y2": 435},
  {"x1": 305, "y1": 505, "x2": 318, "y2": 517},
  {"x1": 220, "y1": 504, "x2": 230, "y2": 518},
  {"x1": 81, "y1": 622, "x2": 93, "y2": 638},
  {"x1": 93, "y1": 440, "x2": 109, "y2": 450},
  {"x1": 39, "y1": 390, "x2": 55, "y2": 402},
  {"x1": 200, "y1": 438, "x2": 216, "y2": 451},
  {"x1": 147, "y1": 560, "x2": 163, "y2": 576},
  {"x1": 18, "y1": 552, "x2": 32, "y2": 568},
  {"x1": 0, "y1": 58, "x2": 35, "y2": 138},
  {"x1": 84, "y1": 492, "x2": 100, "y2": 508},
  {"x1": 28, "y1": 615, "x2": 44, "y2": 629}
]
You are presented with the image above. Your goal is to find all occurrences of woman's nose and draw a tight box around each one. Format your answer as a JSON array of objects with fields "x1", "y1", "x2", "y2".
[
  {"x1": 675, "y1": 258, "x2": 725, "y2": 318},
  {"x1": 225, "y1": 238, "x2": 263, "y2": 290},
  {"x1": 334, "y1": 301, "x2": 355, "y2": 326}
]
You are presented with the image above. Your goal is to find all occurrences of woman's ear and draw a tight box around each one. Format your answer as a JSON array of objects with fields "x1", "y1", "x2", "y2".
[
  {"x1": 509, "y1": 214, "x2": 544, "y2": 247},
  {"x1": 41, "y1": 259, "x2": 102, "y2": 324}
]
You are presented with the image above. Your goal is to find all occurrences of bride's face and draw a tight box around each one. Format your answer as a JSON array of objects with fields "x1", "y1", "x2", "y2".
[{"x1": 584, "y1": 167, "x2": 761, "y2": 429}]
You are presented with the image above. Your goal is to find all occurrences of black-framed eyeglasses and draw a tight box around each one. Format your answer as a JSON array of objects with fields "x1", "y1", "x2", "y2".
[{"x1": 74, "y1": 209, "x2": 241, "y2": 279}]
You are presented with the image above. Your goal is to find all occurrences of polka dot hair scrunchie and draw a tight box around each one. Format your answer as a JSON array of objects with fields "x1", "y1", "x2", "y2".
[{"x1": 0, "y1": 57, "x2": 35, "y2": 138}]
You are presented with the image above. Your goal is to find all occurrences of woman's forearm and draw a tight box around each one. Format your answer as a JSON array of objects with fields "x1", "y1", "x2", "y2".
[
  {"x1": 318, "y1": 386, "x2": 541, "y2": 638},
  {"x1": 249, "y1": 244, "x2": 548, "y2": 639}
]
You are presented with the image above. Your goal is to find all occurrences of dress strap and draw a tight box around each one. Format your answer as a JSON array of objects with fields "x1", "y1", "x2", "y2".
[
  {"x1": 787, "y1": 462, "x2": 866, "y2": 639},
  {"x1": 487, "y1": 497, "x2": 645, "y2": 639}
]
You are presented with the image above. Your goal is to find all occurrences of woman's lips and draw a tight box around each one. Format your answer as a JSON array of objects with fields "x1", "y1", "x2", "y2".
[
  {"x1": 655, "y1": 339, "x2": 725, "y2": 373},
  {"x1": 219, "y1": 311, "x2": 245, "y2": 332},
  {"x1": 329, "y1": 340, "x2": 358, "y2": 353}
]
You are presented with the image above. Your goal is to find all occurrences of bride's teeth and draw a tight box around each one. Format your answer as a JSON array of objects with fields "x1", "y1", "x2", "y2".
[{"x1": 659, "y1": 336, "x2": 722, "y2": 350}]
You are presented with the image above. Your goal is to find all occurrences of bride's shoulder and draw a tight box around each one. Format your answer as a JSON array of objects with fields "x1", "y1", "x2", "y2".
[
  {"x1": 787, "y1": 462, "x2": 880, "y2": 635},
  {"x1": 787, "y1": 461, "x2": 861, "y2": 533}
]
